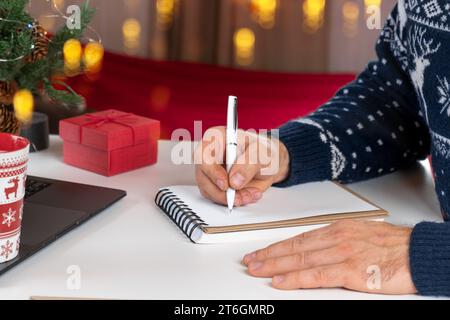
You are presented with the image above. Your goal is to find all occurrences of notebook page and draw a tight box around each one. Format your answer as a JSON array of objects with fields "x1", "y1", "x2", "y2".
[{"x1": 166, "y1": 182, "x2": 380, "y2": 228}]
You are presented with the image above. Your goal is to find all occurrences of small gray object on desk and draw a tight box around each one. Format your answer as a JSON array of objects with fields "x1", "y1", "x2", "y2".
[{"x1": 20, "y1": 112, "x2": 50, "y2": 153}]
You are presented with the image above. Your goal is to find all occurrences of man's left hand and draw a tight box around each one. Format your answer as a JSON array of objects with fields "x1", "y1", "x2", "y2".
[{"x1": 243, "y1": 220, "x2": 417, "y2": 295}]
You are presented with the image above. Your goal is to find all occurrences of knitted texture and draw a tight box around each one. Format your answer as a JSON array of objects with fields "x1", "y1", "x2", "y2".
[{"x1": 276, "y1": 1, "x2": 450, "y2": 296}]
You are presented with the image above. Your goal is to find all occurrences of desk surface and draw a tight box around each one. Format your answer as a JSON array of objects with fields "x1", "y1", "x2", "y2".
[{"x1": 0, "y1": 136, "x2": 444, "y2": 300}]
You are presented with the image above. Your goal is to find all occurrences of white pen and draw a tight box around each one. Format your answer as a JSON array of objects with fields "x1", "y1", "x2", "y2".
[{"x1": 226, "y1": 96, "x2": 238, "y2": 214}]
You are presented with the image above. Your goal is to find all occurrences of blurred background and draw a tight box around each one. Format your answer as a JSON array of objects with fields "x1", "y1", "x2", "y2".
[
  {"x1": 30, "y1": 0, "x2": 396, "y2": 73},
  {"x1": 24, "y1": 0, "x2": 399, "y2": 138}
]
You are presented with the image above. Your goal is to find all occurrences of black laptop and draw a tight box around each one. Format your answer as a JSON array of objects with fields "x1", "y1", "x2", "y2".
[{"x1": 0, "y1": 176, "x2": 126, "y2": 275}]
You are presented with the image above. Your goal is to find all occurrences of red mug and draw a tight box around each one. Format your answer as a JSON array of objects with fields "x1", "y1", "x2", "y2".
[{"x1": 0, "y1": 133, "x2": 29, "y2": 263}]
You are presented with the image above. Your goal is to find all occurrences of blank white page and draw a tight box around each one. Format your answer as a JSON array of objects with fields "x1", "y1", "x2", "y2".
[{"x1": 166, "y1": 182, "x2": 380, "y2": 227}]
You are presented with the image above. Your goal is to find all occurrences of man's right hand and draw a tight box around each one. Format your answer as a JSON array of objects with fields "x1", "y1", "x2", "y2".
[{"x1": 194, "y1": 126, "x2": 290, "y2": 207}]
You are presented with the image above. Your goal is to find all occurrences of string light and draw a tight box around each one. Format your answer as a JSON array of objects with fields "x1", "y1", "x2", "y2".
[
  {"x1": 302, "y1": 0, "x2": 327, "y2": 33},
  {"x1": 0, "y1": 18, "x2": 35, "y2": 62},
  {"x1": 43, "y1": 0, "x2": 102, "y2": 44},
  {"x1": 250, "y1": 0, "x2": 278, "y2": 29},
  {"x1": 342, "y1": 1, "x2": 360, "y2": 37},
  {"x1": 122, "y1": 18, "x2": 141, "y2": 53},
  {"x1": 13, "y1": 89, "x2": 34, "y2": 123},
  {"x1": 156, "y1": 0, "x2": 177, "y2": 29},
  {"x1": 234, "y1": 28, "x2": 256, "y2": 66},
  {"x1": 0, "y1": 0, "x2": 102, "y2": 63}
]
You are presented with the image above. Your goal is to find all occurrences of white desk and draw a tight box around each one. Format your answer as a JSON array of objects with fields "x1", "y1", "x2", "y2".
[{"x1": 0, "y1": 136, "x2": 444, "y2": 300}]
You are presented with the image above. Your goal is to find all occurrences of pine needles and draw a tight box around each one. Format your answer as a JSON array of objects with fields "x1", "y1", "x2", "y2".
[{"x1": 0, "y1": 0, "x2": 95, "y2": 106}]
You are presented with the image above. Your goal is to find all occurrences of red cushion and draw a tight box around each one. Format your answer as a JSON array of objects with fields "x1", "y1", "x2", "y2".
[{"x1": 68, "y1": 51, "x2": 355, "y2": 139}]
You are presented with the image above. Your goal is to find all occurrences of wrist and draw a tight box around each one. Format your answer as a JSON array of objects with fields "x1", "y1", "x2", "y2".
[{"x1": 274, "y1": 141, "x2": 290, "y2": 184}]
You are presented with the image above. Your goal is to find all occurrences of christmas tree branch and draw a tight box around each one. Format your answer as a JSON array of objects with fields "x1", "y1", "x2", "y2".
[{"x1": 1, "y1": 0, "x2": 95, "y2": 106}]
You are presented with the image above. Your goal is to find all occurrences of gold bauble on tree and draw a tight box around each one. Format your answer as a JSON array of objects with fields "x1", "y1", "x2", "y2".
[
  {"x1": 13, "y1": 89, "x2": 34, "y2": 123},
  {"x1": 84, "y1": 41, "x2": 104, "y2": 71}
]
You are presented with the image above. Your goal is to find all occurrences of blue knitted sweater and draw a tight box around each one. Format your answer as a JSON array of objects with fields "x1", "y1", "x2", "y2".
[{"x1": 277, "y1": 0, "x2": 450, "y2": 297}]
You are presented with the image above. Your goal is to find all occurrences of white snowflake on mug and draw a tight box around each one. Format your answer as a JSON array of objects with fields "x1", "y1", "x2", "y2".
[
  {"x1": 0, "y1": 240, "x2": 13, "y2": 260},
  {"x1": 438, "y1": 76, "x2": 450, "y2": 116},
  {"x1": 2, "y1": 208, "x2": 16, "y2": 228}
]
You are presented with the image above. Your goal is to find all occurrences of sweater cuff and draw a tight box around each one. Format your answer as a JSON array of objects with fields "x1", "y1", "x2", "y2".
[
  {"x1": 273, "y1": 121, "x2": 331, "y2": 188},
  {"x1": 410, "y1": 222, "x2": 450, "y2": 297}
]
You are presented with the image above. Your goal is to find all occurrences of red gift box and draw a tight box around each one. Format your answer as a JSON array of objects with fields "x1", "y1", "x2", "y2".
[{"x1": 59, "y1": 109, "x2": 160, "y2": 176}]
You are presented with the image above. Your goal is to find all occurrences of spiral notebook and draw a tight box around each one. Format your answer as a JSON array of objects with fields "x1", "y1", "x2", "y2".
[{"x1": 155, "y1": 182, "x2": 388, "y2": 244}]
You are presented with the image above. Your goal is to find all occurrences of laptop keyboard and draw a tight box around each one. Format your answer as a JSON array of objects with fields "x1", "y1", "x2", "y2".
[{"x1": 25, "y1": 178, "x2": 52, "y2": 199}]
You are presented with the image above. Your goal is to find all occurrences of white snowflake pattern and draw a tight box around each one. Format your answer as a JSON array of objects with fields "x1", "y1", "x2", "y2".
[
  {"x1": 432, "y1": 131, "x2": 450, "y2": 159},
  {"x1": 2, "y1": 208, "x2": 16, "y2": 228},
  {"x1": 1, "y1": 240, "x2": 13, "y2": 260},
  {"x1": 423, "y1": 0, "x2": 443, "y2": 18},
  {"x1": 437, "y1": 76, "x2": 450, "y2": 116},
  {"x1": 382, "y1": 14, "x2": 409, "y2": 71},
  {"x1": 294, "y1": 118, "x2": 347, "y2": 179}
]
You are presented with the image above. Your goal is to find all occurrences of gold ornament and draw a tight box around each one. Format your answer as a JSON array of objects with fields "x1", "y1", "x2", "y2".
[
  {"x1": 83, "y1": 42, "x2": 104, "y2": 71},
  {"x1": 13, "y1": 89, "x2": 34, "y2": 123},
  {"x1": 63, "y1": 38, "x2": 82, "y2": 71}
]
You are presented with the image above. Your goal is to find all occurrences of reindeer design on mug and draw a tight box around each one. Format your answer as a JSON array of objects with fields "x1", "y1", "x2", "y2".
[{"x1": 4, "y1": 177, "x2": 20, "y2": 200}]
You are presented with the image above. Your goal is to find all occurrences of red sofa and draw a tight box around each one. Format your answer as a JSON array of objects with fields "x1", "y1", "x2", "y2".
[{"x1": 68, "y1": 51, "x2": 355, "y2": 139}]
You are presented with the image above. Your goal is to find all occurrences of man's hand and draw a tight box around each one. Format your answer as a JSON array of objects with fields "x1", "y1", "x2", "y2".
[
  {"x1": 195, "y1": 126, "x2": 290, "y2": 207},
  {"x1": 243, "y1": 220, "x2": 417, "y2": 295}
]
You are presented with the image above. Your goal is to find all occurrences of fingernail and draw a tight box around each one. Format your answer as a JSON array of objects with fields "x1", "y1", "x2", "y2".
[
  {"x1": 273, "y1": 275, "x2": 285, "y2": 284},
  {"x1": 231, "y1": 173, "x2": 245, "y2": 188},
  {"x1": 249, "y1": 261, "x2": 263, "y2": 271},
  {"x1": 216, "y1": 179, "x2": 225, "y2": 191},
  {"x1": 244, "y1": 252, "x2": 256, "y2": 263}
]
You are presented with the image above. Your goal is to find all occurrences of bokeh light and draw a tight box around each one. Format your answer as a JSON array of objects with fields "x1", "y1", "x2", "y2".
[
  {"x1": 83, "y1": 41, "x2": 104, "y2": 73},
  {"x1": 150, "y1": 85, "x2": 171, "y2": 112},
  {"x1": 13, "y1": 89, "x2": 34, "y2": 123},
  {"x1": 342, "y1": 1, "x2": 360, "y2": 37},
  {"x1": 63, "y1": 38, "x2": 82, "y2": 74},
  {"x1": 156, "y1": 0, "x2": 177, "y2": 30},
  {"x1": 250, "y1": 0, "x2": 278, "y2": 29},
  {"x1": 302, "y1": 0, "x2": 327, "y2": 34},
  {"x1": 122, "y1": 18, "x2": 141, "y2": 54},
  {"x1": 234, "y1": 28, "x2": 256, "y2": 66}
]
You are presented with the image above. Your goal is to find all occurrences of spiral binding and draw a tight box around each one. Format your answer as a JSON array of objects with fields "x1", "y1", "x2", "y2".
[{"x1": 155, "y1": 189, "x2": 207, "y2": 242}]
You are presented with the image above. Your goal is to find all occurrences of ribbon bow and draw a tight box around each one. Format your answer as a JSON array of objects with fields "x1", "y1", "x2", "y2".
[{"x1": 80, "y1": 111, "x2": 137, "y2": 145}]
